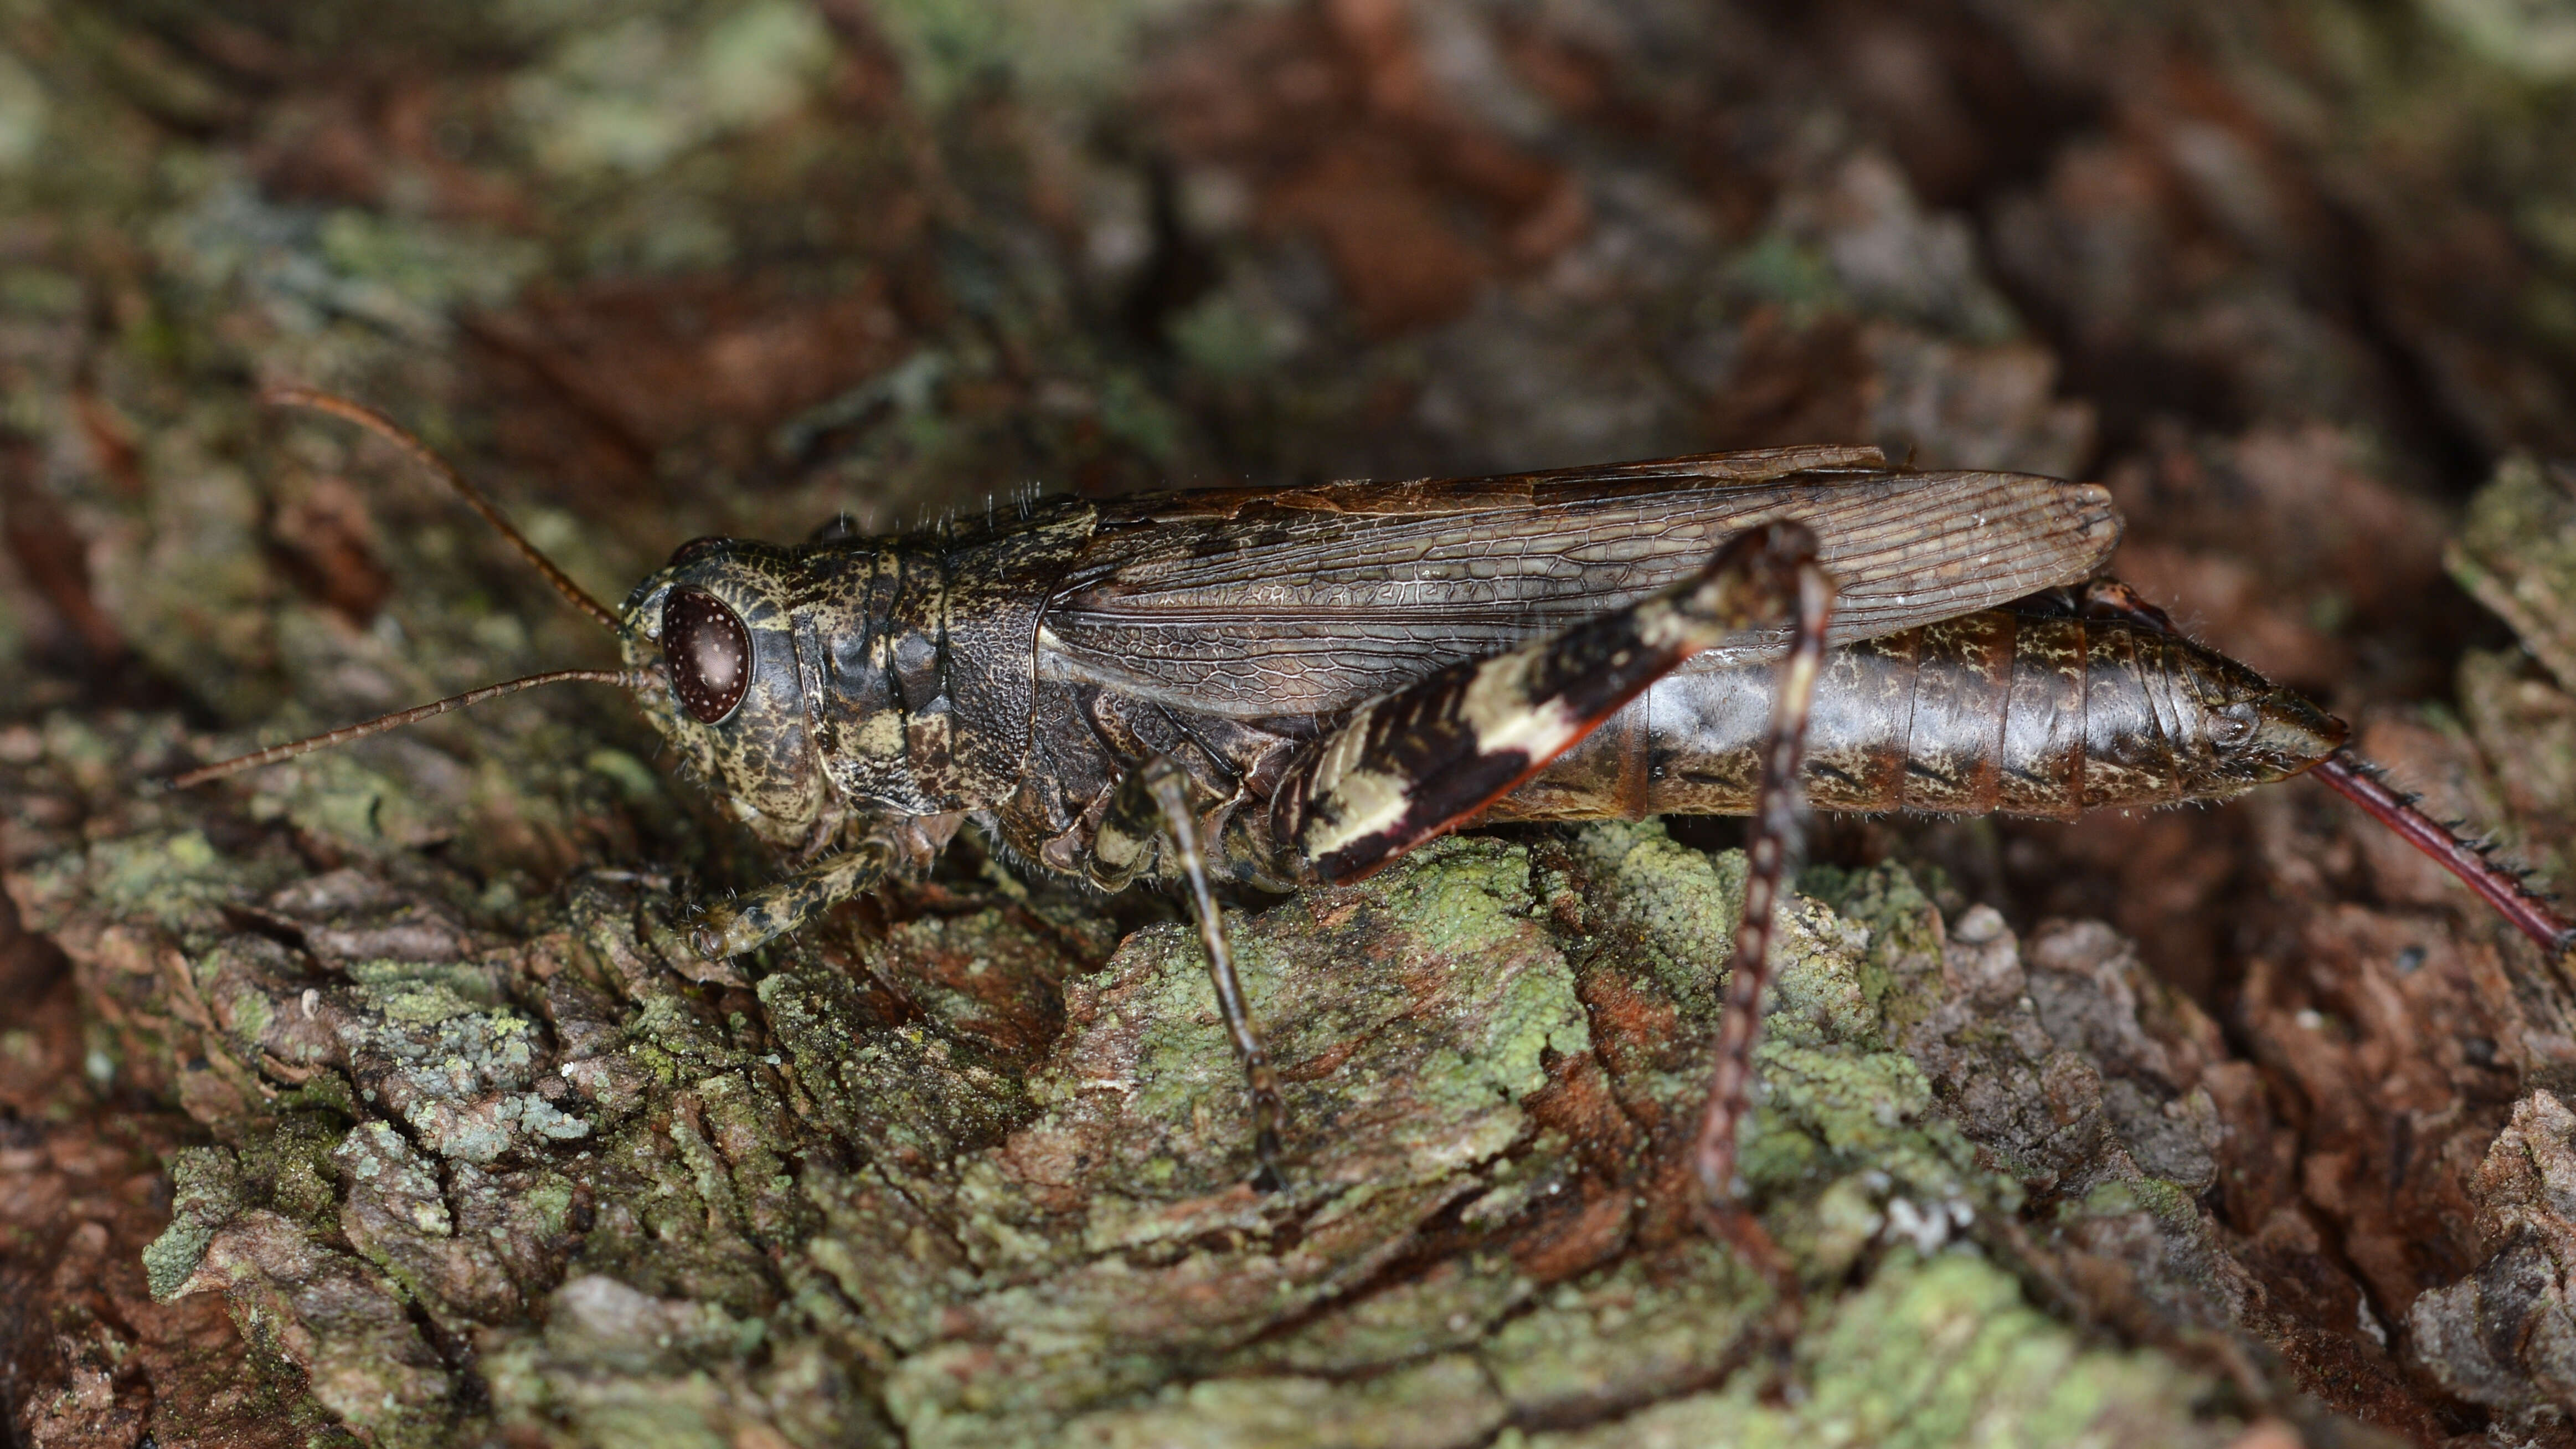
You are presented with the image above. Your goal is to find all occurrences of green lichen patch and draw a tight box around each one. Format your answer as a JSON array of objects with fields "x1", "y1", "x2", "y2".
[
  {"x1": 1515, "y1": 1252, "x2": 2235, "y2": 1449},
  {"x1": 479, "y1": 1275, "x2": 884, "y2": 1449},
  {"x1": 1223, "y1": 1250, "x2": 1532, "y2": 1376},
  {"x1": 1743, "y1": 1044, "x2": 1981, "y2": 1243},
  {"x1": 16, "y1": 808, "x2": 298, "y2": 947},
  {"x1": 843, "y1": 837, "x2": 1598, "y2": 1435},
  {"x1": 821, "y1": 828, "x2": 2269, "y2": 1445},
  {"x1": 507, "y1": 1, "x2": 839, "y2": 183},
  {"x1": 2457, "y1": 644, "x2": 2576, "y2": 889},
  {"x1": 234, "y1": 1111, "x2": 350, "y2": 1229},
  {"x1": 1479, "y1": 1241, "x2": 1770, "y2": 1423},
  {"x1": 1559, "y1": 820, "x2": 1747, "y2": 1019},
  {"x1": 758, "y1": 962, "x2": 1039, "y2": 1169},
  {"x1": 143, "y1": 1145, "x2": 247, "y2": 1301},
  {"x1": 336, "y1": 1120, "x2": 571, "y2": 1326},
  {"x1": 954, "y1": 836, "x2": 1584, "y2": 1252},
  {"x1": 1054, "y1": 1352, "x2": 1508, "y2": 1449}
]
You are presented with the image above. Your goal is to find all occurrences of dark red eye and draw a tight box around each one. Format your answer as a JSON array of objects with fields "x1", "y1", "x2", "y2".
[{"x1": 664, "y1": 588, "x2": 752, "y2": 724}]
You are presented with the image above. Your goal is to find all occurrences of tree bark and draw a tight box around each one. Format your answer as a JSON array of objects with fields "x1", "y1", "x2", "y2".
[{"x1": 9, "y1": 0, "x2": 2576, "y2": 1444}]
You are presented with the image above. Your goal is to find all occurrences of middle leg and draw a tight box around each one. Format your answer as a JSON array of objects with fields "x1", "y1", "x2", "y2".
[{"x1": 1098, "y1": 757, "x2": 1287, "y2": 1191}]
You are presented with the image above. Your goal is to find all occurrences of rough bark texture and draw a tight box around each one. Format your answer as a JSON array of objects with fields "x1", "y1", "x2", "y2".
[{"x1": 8, "y1": 0, "x2": 2576, "y2": 1445}]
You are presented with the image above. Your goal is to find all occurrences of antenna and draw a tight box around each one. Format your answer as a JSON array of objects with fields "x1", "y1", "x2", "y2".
[
  {"x1": 163, "y1": 389, "x2": 651, "y2": 792},
  {"x1": 166, "y1": 669, "x2": 648, "y2": 789},
  {"x1": 264, "y1": 387, "x2": 622, "y2": 633}
]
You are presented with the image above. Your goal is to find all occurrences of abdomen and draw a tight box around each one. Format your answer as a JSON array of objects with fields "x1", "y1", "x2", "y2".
[{"x1": 1494, "y1": 612, "x2": 2224, "y2": 824}]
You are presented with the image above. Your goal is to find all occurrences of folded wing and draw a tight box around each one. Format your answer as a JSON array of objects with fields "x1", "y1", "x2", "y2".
[{"x1": 1040, "y1": 448, "x2": 2120, "y2": 718}]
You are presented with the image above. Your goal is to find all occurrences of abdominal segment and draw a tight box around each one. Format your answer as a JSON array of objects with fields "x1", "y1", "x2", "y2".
[{"x1": 1495, "y1": 612, "x2": 2212, "y2": 824}]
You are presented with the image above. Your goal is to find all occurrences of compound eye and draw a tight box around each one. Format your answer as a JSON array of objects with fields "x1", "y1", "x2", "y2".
[
  {"x1": 2209, "y1": 702, "x2": 2259, "y2": 750},
  {"x1": 664, "y1": 588, "x2": 753, "y2": 724},
  {"x1": 668, "y1": 536, "x2": 731, "y2": 568}
]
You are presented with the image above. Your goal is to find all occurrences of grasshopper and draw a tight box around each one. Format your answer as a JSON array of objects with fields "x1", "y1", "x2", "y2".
[{"x1": 174, "y1": 389, "x2": 2570, "y2": 1250}]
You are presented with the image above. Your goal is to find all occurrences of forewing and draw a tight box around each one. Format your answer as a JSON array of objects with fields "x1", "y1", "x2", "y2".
[{"x1": 1040, "y1": 450, "x2": 2119, "y2": 718}]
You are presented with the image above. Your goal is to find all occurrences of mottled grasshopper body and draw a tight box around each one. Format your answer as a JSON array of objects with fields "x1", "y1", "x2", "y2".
[
  {"x1": 177, "y1": 392, "x2": 2560, "y2": 1241},
  {"x1": 625, "y1": 445, "x2": 2137, "y2": 915}
]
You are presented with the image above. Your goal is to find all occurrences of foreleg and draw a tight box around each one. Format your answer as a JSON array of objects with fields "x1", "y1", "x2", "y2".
[{"x1": 689, "y1": 840, "x2": 897, "y2": 958}]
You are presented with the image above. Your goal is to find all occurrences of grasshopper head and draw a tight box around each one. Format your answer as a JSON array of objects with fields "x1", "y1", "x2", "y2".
[
  {"x1": 624, "y1": 538, "x2": 835, "y2": 850},
  {"x1": 2181, "y1": 643, "x2": 2348, "y2": 790}
]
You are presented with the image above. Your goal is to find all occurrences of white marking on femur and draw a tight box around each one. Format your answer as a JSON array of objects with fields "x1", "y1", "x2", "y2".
[
  {"x1": 1457, "y1": 648, "x2": 1584, "y2": 759},
  {"x1": 1301, "y1": 762, "x2": 1414, "y2": 857}
]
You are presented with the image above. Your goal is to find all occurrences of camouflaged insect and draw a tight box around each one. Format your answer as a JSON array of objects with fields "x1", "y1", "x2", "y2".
[
  {"x1": 194, "y1": 399, "x2": 2500, "y2": 1223},
  {"x1": 611, "y1": 445, "x2": 2336, "y2": 935}
]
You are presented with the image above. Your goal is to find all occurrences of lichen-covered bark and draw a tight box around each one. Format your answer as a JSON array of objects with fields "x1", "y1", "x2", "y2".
[
  {"x1": 8, "y1": 0, "x2": 2576, "y2": 1443},
  {"x1": 6, "y1": 716, "x2": 2313, "y2": 1446}
]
